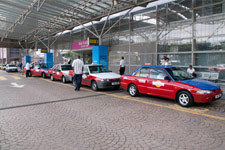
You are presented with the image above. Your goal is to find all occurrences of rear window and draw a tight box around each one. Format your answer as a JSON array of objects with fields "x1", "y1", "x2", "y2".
[{"x1": 61, "y1": 65, "x2": 72, "y2": 71}]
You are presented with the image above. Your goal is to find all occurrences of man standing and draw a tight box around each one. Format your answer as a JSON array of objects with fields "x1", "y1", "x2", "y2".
[
  {"x1": 72, "y1": 55, "x2": 84, "y2": 91},
  {"x1": 25, "y1": 61, "x2": 31, "y2": 78},
  {"x1": 119, "y1": 56, "x2": 125, "y2": 75}
]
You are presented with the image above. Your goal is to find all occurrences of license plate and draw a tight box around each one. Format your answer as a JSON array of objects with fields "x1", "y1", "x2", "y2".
[
  {"x1": 112, "y1": 82, "x2": 120, "y2": 85},
  {"x1": 215, "y1": 94, "x2": 222, "y2": 99}
]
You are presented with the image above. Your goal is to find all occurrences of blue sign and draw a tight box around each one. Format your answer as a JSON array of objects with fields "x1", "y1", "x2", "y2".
[
  {"x1": 44, "y1": 53, "x2": 53, "y2": 68},
  {"x1": 92, "y1": 45, "x2": 108, "y2": 69}
]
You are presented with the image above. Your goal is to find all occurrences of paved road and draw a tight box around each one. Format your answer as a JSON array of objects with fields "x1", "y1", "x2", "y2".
[{"x1": 0, "y1": 70, "x2": 225, "y2": 150}]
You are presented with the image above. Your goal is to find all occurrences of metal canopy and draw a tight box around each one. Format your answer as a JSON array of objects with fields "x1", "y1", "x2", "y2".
[{"x1": 0, "y1": 0, "x2": 157, "y2": 44}]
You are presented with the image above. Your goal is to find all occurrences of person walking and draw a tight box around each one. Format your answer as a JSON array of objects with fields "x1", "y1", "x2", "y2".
[
  {"x1": 25, "y1": 61, "x2": 31, "y2": 78},
  {"x1": 164, "y1": 58, "x2": 171, "y2": 66},
  {"x1": 119, "y1": 56, "x2": 125, "y2": 75},
  {"x1": 72, "y1": 55, "x2": 84, "y2": 91}
]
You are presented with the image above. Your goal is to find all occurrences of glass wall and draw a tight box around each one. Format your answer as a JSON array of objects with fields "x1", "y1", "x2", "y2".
[{"x1": 50, "y1": 0, "x2": 225, "y2": 81}]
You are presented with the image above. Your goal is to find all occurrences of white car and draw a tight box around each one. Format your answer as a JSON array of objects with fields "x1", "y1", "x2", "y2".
[
  {"x1": 5, "y1": 64, "x2": 18, "y2": 72},
  {"x1": 69, "y1": 64, "x2": 121, "y2": 90}
]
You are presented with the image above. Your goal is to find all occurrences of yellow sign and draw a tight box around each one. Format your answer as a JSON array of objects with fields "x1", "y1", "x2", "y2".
[
  {"x1": 152, "y1": 80, "x2": 165, "y2": 87},
  {"x1": 41, "y1": 49, "x2": 47, "y2": 53},
  {"x1": 88, "y1": 37, "x2": 99, "y2": 45}
]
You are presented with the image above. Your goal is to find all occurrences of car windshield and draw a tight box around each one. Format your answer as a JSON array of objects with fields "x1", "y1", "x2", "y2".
[
  {"x1": 8, "y1": 65, "x2": 16, "y2": 67},
  {"x1": 89, "y1": 66, "x2": 109, "y2": 73},
  {"x1": 165, "y1": 67, "x2": 194, "y2": 81},
  {"x1": 40, "y1": 63, "x2": 49, "y2": 68},
  {"x1": 61, "y1": 65, "x2": 72, "y2": 71}
]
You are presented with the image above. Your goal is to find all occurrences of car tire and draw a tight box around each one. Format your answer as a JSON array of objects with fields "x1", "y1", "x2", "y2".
[
  {"x1": 91, "y1": 81, "x2": 98, "y2": 91},
  {"x1": 62, "y1": 76, "x2": 66, "y2": 83},
  {"x1": 176, "y1": 91, "x2": 194, "y2": 107},
  {"x1": 128, "y1": 84, "x2": 139, "y2": 97},
  {"x1": 50, "y1": 75, "x2": 54, "y2": 81},
  {"x1": 42, "y1": 73, "x2": 46, "y2": 78}
]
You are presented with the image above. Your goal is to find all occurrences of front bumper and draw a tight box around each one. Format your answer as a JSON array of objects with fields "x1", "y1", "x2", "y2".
[
  {"x1": 97, "y1": 80, "x2": 120, "y2": 89},
  {"x1": 193, "y1": 89, "x2": 223, "y2": 103}
]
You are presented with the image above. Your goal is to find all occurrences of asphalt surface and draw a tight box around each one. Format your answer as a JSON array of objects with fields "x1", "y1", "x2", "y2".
[{"x1": 0, "y1": 70, "x2": 225, "y2": 150}]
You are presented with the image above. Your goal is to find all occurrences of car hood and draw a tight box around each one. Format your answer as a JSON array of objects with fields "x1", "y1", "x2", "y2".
[
  {"x1": 179, "y1": 78, "x2": 220, "y2": 90},
  {"x1": 90, "y1": 72, "x2": 121, "y2": 79}
]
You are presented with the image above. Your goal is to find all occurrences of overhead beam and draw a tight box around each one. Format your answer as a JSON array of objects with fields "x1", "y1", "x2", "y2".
[{"x1": 3, "y1": 0, "x2": 47, "y2": 40}]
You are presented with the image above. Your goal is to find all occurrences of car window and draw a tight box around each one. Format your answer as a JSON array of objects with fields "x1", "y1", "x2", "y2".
[
  {"x1": 135, "y1": 67, "x2": 149, "y2": 78},
  {"x1": 150, "y1": 68, "x2": 168, "y2": 80},
  {"x1": 52, "y1": 65, "x2": 57, "y2": 70},
  {"x1": 34, "y1": 64, "x2": 40, "y2": 69},
  {"x1": 8, "y1": 65, "x2": 16, "y2": 67},
  {"x1": 61, "y1": 65, "x2": 72, "y2": 71},
  {"x1": 89, "y1": 66, "x2": 109, "y2": 73},
  {"x1": 84, "y1": 66, "x2": 88, "y2": 72},
  {"x1": 165, "y1": 67, "x2": 193, "y2": 81},
  {"x1": 40, "y1": 63, "x2": 49, "y2": 68}
]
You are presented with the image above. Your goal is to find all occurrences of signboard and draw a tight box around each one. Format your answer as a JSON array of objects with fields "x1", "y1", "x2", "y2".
[
  {"x1": 72, "y1": 40, "x2": 92, "y2": 50},
  {"x1": 41, "y1": 49, "x2": 47, "y2": 53},
  {"x1": 88, "y1": 37, "x2": 99, "y2": 45}
]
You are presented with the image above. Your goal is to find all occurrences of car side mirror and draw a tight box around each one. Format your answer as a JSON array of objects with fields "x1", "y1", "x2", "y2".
[{"x1": 164, "y1": 76, "x2": 171, "y2": 81}]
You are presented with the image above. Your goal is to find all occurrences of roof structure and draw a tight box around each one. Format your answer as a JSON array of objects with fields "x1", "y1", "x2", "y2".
[{"x1": 0, "y1": 0, "x2": 157, "y2": 47}]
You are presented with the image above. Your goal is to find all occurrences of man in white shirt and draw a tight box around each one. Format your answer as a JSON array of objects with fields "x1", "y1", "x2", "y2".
[
  {"x1": 72, "y1": 55, "x2": 84, "y2": 91},
  {"x1": 187, "y1": 65, "x2": 196, "y2": 77},
  {"x1": 25, "y1": 61, "x2": 31, "y2": 78},
  {"x1": 119, "y1": 56, "x2": 125, "y2": 75}
]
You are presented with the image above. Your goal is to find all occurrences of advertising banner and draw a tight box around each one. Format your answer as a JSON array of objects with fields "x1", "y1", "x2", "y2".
[{"x1": 72, "y1": 40, "x2": 92, "y2": 50}]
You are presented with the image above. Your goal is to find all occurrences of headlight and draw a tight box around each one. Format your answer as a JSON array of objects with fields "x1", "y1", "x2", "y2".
[
  {"x1": 101, "y1": 79, "x2": 109, "y2": 82},
  {"x1": 196, "y1": 90, "x2": 212, "y2": 94}
]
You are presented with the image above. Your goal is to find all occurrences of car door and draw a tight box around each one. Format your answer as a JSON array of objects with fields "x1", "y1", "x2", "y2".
[
  {"x1": 33, "y1": 64, "x2": 41, "y2": 76},
  {"x1": 55, "y1": 65, "x2": 62, "y2": 80},
  {"x1": 52, "y1": 65, "x2": 58, "y2": 79},
  {"x1": 82, "y1": 66, "x2": 90, "y2": 85},
  {"x1": 133, "y1": 67, "x2": 150, "y2": 94},
  {"x1": 147, "y1": 67, "x2": 174, "y2": 99}
]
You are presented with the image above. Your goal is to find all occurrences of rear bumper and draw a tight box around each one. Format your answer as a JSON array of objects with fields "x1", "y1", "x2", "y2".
[{"x1": 193, "y1": 90, "x2": 223, "y2": 103}]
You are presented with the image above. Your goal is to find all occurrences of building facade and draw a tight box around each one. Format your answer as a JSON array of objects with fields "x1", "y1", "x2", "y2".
[{"x1": 41, "y1": 0, "x2": 225, "y2": 80}]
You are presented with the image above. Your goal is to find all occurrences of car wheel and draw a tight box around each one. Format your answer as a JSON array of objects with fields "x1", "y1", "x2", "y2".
[
  {"x1": 50, "y1": 75, "x2": 54, "y2": 81},
  {"x1": 91, "y1": 81, "x2": 98, "y2": 91},
  {"x1": 42, "y1": 73, "x2": 46, "y2": 78},
  {"x1": 62, "y1": 76, "x2": 66, "y2": 83},
  {"x1": 128, "y1": 84, "x2": 139, "y2": 97},
  {"x1": 177, "y1": 91, "x2": 194, "y2": 107}
]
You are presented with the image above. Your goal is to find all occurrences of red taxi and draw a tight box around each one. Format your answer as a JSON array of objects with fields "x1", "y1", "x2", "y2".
[
  {"x1": 120, "y1": 65, "x2": 223, "y2": 107},
  {"x1": 69, "y1": 64, "x2": 121, "y2": 91},
  {"x1": 48, "y1": 64, "x2": 72, "y2": 83},
  {"x1": 31, "y1": 63, "x2": 50, "y2": 78}
]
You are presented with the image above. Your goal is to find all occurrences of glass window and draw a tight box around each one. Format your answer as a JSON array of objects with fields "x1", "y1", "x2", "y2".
[
  {"x1": 84, "y1": 66, "x2": 88, "y2": 72},
  {"x1": 165, "y1": 67, "x2": 193, "y2": 81},
  {"x1": 89, "y1": 65, "x2": 109, "y2": 73},
  {"x1": 61, "y1": 65, "x2": 72, "y2": 71},
  {"x1": 135, "y1": 67, "x2": 149, "y2": 78},
  {"x1": 158, "y1": 54, "x2": 191, "y2": 66},
  {"x1": 150, "y1": 68, "x2": 168, "y2": 80},
  {"x1": 158, "y1": 39, "x2": 192, "y2": 52},
  {"x1": 195, "y1": 53, "x2": 225, "y2": 66}
]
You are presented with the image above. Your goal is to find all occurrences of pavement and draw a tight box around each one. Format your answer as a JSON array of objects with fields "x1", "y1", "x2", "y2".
[{"x1": 0, "y1": 70, "x2": 225, "y2": 150}]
